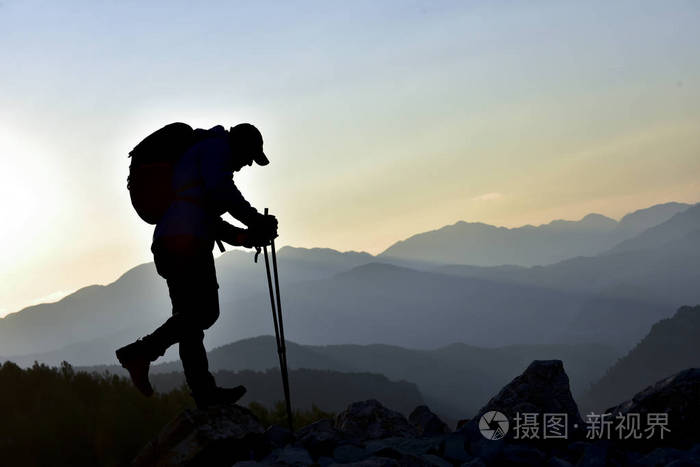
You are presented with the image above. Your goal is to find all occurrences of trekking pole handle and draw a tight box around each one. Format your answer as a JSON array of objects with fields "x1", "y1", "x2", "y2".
[{"x1": 253, "y1": 208, "x2": 270, "y2": 263}]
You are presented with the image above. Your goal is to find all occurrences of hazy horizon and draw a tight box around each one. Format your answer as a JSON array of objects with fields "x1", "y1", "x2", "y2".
[
  {"x1": 2, "y1": 1, "x2": 699, "y2": 318},
  {"x1": 2, "y1": 199, "x2": 697, "y2": 319}
]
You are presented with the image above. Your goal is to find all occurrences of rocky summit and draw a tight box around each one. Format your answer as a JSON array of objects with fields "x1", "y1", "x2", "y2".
[{"x1": 134, "y1": 360, "x2": 700, "y2": 466}]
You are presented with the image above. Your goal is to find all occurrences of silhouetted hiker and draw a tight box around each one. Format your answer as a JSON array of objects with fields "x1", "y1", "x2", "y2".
[{"x1": 116, "y1": 123, "x2": 278, "y2": 409}]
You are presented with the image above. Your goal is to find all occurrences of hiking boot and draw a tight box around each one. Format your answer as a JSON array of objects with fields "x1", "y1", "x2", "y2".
[
  {"x1": 194, "y1": 385, "x2": 247, "y2": 410},
  {"x1": 115, "y1": 340, "x2": 154, "y2": 397}
]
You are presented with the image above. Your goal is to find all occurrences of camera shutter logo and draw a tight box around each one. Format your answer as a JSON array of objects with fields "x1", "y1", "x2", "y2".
[{"x1": 479, "y1": 411, "x2": 510, "y2": 440}]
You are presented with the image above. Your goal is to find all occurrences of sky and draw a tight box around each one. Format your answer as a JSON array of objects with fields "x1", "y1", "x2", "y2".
[{"x1": 1, "y1": 0, "x2": 699, "y2": 317}]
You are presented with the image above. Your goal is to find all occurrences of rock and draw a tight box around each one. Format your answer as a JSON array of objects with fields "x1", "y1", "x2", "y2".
[
  {"x1": 361, "y1": 440, "x2": 446, "y2": 466},
  {"x1": 576, "y1": 442, "x2": 609, "y2": 467},
  {"x1": 566, "y1": 441, "x2": 590, "y2": 458},
  {"x1": 263, "y1": 424, "x2": 294, "y2": 448},
  {"x1": 668, "y1": 460, "x2": 700, "y2": 467},
  {"x1": 440, "y1": 434, "x2": 470, "y2": 462},
  {"x1": 459, "y1": 360, "x2": 584, "y2": 443},
  {"x1": 460, "y1": 459, "x2": 487, "y2": 467},
  {"x1": 409, "y1": 405, "x2": 451, "y2": 436},
  {"x1": 501, "y1": 444, "x2": 546, "y2": 466},
  {"x1": 365, "y1": 445, "x2": 405, "y2": 461},
  {"x1": 456, "y1": 419, "x2": 470, "y2": 430},
  {"x1": 294, "y1": 418, "x2": 347, "y2": 459},
  {"x1": 330, "y1": 457, "x2": 399, "y2": 466},
  {"x1": 606, "y1": 368, "x2": 700, "y2": 449},
  {"x1": 262, "y1": 446, "x2": 313, "y2": 466},
  {"x1": 636, "y1": 446, "x2": 700, "y2": 466},
  {"x1": 317, "y1": 456, "x2": 336, "y2": 467},
  {"x1": 333, "y1": 443, "x2": 368, "y2": 463},
  {"x1": 133, "y1": 404, "x2": 265, "y2": 466},
  {"x1": 546, "y1": 457, "x2": 573, "y2": 467},
  {"x1": 335, "y1": 399, "x2": 419, "y2": 440},
  {"x1": 457, "y1": 414, "x2": 505, "y2": 462},
  {"x1": 421, "y1": 454, "x2": 453, "y2": 466},
  {"x1": 365, "y1": 436, "x2": 443, "y2": 458}
]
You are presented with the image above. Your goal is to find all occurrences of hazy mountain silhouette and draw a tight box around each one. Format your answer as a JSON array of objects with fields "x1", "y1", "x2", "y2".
[
  {"x1": 605, "y1": 203, "x2": 700, "y2": 254},
  {"x1": 4, "y1": 233, "x2": 698, "y2": 363},
  {"x1": 2, "y1": 201, "x2": 698, "y2": 363},
  {"x1": 583, "y1": 305, "x2": 700, "y2": 411},
  {"x1": 615, "y1": 201, "x2": 694, "y2": 236},
  {"x1": 11, "y1": 262, "x2": 597, "y2": 364},
  {"x1": 435, "y1": 210, "x2": 700, "y2": 344},
  {"x1": 0, "y1": 248, "x2": 373, "y2": 358},
  {"x1": 0, "y1": 264, "x2": 169, "y2": 356},
  {"x1": 149, "y1": 367, "x2": 424, "y2": 416},
  {"x1": 82, "y1": 335, "x2": 617, "y2": 418},
  {"x1": 379, "y1": 202, "x2": 690, "y2": 266}
]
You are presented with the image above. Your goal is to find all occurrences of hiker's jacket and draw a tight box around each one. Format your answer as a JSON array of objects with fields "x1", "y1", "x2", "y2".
[{"x1": 153, "y1": 126, "x2": 261, "y2": 252}]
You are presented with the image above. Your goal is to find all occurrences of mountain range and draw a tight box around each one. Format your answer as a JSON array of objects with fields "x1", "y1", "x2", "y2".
[
  {"x1": 583, "y1": 304, "x2": 700, "y2": 411},
  {"x1": 379, "y1": 202, "x2": 690, "y2": 266},
  {"x1": 1, "y1": 201, "x2": 699, "y2": 374},
  {"x1": 83, "y1": 335, "x2": 617, "y2": 419},
  {"x1": 148, "y1": 367, "x2": 425, "y2": 416}
]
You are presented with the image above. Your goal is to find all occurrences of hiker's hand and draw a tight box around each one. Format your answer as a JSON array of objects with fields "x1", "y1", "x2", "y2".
[
  {"x1": 250, "y1": 213, "x2": 278, "y2": 242},
  {"x1": 240, "y1": 229, "x2": 274, "y2": 248},
  {"x1": 216, "y1": 220, "x2": 248, "y2": 247}
]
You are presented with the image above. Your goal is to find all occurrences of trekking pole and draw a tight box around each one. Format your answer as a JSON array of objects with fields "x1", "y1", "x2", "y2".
[{"x1": 262, "y1": 208, "x2": 293, "y2": 431}]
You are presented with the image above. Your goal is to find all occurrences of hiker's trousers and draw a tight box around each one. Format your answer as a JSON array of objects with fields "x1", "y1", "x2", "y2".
[{"x1": 145, "y1": 239, "x2": 220, "y2": 395}]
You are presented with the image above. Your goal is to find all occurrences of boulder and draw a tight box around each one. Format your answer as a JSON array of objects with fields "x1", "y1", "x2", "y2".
[
  {"x1": 575, "y1": 442, "x2": 609, "y2": 467},
  {"x1": 133, "y1": 404, "x2": 265, "y2": 467},
  {"x1": 460, "y1": 360, "x2": 584, "y2": 443},
  {"x1": 409, "y1": 405, "x2": 451, "y2": 436},
  {"x1": 364, "y1": 436, "x2": 443, "y2": 458},
  {"x1": 330, "y1": 457, "x2": 399, "y2": 466},
  {"x1": 500, "y1": 444, "x2": 546, "y2": 466},
  {"x1": 333, "y1": 443, "x2": 368, "y2": 463},
  {"x1": 439, "y1": 434, "x2": 471, "y2": 462},
  {"x1": 261, "y1": 446, "x2": 313, "y2": 466},
  {"x1": 294, "y1": 418, "x2": 348, "y2": 459},
  {"x1": 635, "y1": 447, "x2": 700, "y2": 466},
  {"x1": 263, "y1": 424, "x2": 294, "y2": 449},
  {"x1": 546, "y1": 457, "x2": 573, "y2": 467},
  {"x1": 460, "y1": 459, "x2": 487, "y2": 467},
  {"x1": 335, "y1": 399, "x2": 419, "y2": 440},
  {"x1": 606, "y1": 368, "x2": 700, "y2": 450},
  {"x1": 421, "y1": 453, "x2": 453, "y2": 466},
  {"x1": 132, "y1": 365, "x2": 700, "y2": 466}
]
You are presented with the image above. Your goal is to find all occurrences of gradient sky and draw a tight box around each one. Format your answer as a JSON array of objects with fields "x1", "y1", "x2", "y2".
[{"x1": 1, "y1": 0, "x2": 699, "y2": 317}]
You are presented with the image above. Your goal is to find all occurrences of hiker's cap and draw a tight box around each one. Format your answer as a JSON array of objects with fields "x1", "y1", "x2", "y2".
[{"x1": 230, "y1": 123, "x2": 269, "y2": 166}]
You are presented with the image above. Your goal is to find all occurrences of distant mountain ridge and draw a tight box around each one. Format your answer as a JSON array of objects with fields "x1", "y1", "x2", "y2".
[
  {"x1": 81, "y1": 335, "x2": 618, "y2": 418},
  {"x1": 0, "y1": 247, "x2": 374, "y2": 358},
  {"x1": 584, "y1": 304, "x2": 700, "y2": 411},
  {"x1": 435, "y1": 210, "x2": 700, "y2": 345},
  {"x1": 380, "y1": 202, "x2": 691, "y2": 266},
  {"x1": 1, "y1": 200, "x2": 698, "y2": 362},
  {"x1": 149, "y1": 367, "x2": 425, "y2": 416},
  {"x1": 606, "y1": 203, "x2": 700, "y2": 254}
]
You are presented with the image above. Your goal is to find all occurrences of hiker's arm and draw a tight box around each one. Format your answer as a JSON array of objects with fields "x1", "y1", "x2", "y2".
[
  {"x1": 222, "y1": 180, "x2": 262, "y2": 226},
  {"x1": 214, "y1": 218, "x2": 249, "y2": 247},
  {"x1": 214, "y1": 218, "x2": 273, "y2": 248},
  {"x1": 200, "y1": 137, "x2": 263, "y2": 226}
]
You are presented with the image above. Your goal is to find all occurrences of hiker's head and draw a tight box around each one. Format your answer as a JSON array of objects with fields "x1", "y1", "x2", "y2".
[{"x1": 229, "y1": 123, "x2": 269, "y2": 172}]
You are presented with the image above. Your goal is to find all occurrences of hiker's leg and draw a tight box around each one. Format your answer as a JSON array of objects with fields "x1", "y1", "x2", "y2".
[
  {"x1": 116, "y1": 239, "x2": 217, "y2": 397},
  {"x1": 176, "y1": 265, "x2": 220, "y2": 396},
  {"x1": 139, "y1": 245, "x2": 219, "y2": 361},
  {"x1": 180, "y1": 329, "x2": 216, "y2": 394}
]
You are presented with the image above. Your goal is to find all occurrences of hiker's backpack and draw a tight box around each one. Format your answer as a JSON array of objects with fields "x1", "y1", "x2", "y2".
[{"x1": 127, "y1": 122, "x2": 205, "y2": 224}]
